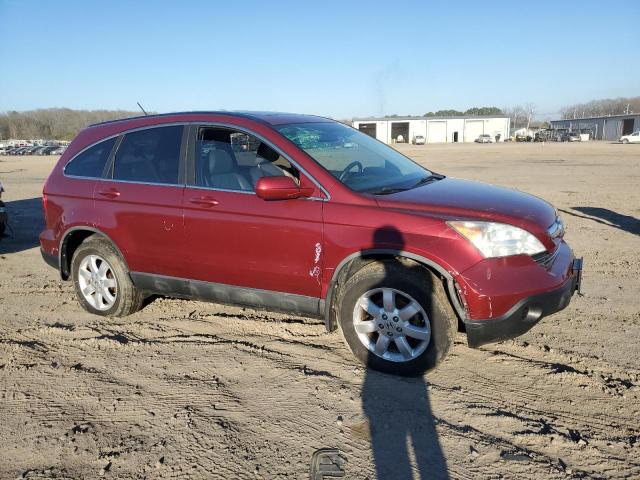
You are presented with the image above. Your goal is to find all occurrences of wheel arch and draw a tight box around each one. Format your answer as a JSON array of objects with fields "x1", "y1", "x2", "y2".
[
  {"x1": 59, "y1": 227, "x2": 129, "y2": 280},
  {"x1": 324, "y1": 249, "x2": 467, "y2": 332}
]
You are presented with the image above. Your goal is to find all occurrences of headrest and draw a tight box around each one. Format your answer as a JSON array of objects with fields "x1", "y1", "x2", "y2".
[
  {"x1": 256, "y1": 143, "x2": 279, "y2": 163},
  {"x1": 209, "y1": 148, "x2": 235, "y2": 174}
]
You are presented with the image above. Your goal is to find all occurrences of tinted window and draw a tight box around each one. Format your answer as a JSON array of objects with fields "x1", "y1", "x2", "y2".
[
  {"x1": 65, "y1": 137, "x2": 116, "y2": 178},
  {"x1": 195, "y1": 127, "x2": 298, "y2": 192},
  {"x1": 113, "y1": 126, "x2": 183, "y2": 184}
]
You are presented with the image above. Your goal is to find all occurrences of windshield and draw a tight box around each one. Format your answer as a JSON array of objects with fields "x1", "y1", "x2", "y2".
[{"x1": 276, "y1": 122, "x2": 431, "y2": 193}]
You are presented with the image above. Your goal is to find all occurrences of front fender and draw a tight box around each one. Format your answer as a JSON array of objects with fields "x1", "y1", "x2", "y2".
[{"x1": 322, "y1": 247, "x2": 467, "y2": 332}]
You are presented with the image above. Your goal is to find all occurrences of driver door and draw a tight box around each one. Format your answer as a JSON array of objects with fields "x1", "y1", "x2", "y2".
[{"x1": 182, "y1": 125, "x2": 325, "y2": 301}]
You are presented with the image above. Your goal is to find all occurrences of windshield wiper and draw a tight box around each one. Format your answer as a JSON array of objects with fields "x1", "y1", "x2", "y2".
[
  {"x1": 372, "y1": 186, "x2": 411, "y2": 195},
  {"x1": 370, "y1": 173, "x2": 445, "y2": 195},
  {"x1": 411, "y1": 173, "x2": 445, "y2": 188}
]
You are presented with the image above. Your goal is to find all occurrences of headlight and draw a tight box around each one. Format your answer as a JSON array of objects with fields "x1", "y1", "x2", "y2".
[{"x1": 448, "y1": 221, "x2": 546, "y2": 258}]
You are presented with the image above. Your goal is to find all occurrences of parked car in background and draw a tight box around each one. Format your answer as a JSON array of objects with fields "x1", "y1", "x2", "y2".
[
  {"x1": 561, "y1": 132, "x2": 581, "y2": 142},
  {"x1": 0, "y1": 180, "x2": 6, "y2": 236},
  {"x1": 40, "y1": 111, "x2": 582, "y2": 376},
  {"x1": 39, "y1": 145, "x2": 60, "y2": 155},
  {"x1": 412, "y1": 135, "x2": 425, "y2": 145},
  {"x1": 12, "y1": 147, "x2": 28, "y2": 155},
  {"x1": 515, "y1": 133, "x2": 533, "y2": 142},
  {"x1": 17, "y1": 146, "x2": 37, "y2": 155},
  {"x1": 50, "y1": 146, "x2": 66, "y2": 155},
  {"x1": 475, "y1": 134, "x2": 493, "y2": 143},
  {"x1": 534, "y1": 130, "x2": 552, "y2": 142},
  {"x1": 620, "y1": 131, "x2": 640, "y2": 144},
  {"x1": 1, "y1": 142, "x2": 69, "y2": 155}
]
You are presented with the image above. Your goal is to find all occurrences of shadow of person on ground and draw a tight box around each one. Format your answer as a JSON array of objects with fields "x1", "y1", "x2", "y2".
[
  {"x1": 360, "y1": 226, "x2": 449, "y2": 479},
  {"x1": 559, "y1": 207, "x2": 639, "y2": 236},
  {"x1": 0, "y1": 197, "x2": 44, "y2": 254}
]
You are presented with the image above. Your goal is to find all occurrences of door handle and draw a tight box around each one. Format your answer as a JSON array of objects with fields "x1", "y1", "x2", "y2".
[
  {"x1": 97, "y1": 188, "x2": 120, "y2": 199},
  {"x1": 189, "y1": 196, "x2": 219, "y2": 207}
]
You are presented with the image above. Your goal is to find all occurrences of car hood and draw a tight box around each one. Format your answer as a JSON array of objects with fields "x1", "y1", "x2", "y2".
[{"x1": 374, "y1": 177, "x2": 557, "y2": 238}]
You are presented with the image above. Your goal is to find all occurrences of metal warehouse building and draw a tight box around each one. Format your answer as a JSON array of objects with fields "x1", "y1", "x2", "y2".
[
  {"x1": 352, "y1": 116, "x2": 510, "y2": 144},
  {"x1": 550, "y1": 114, "x2": 640, "y2": 141}
]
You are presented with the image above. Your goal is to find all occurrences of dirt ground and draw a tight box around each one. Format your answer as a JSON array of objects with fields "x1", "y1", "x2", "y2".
[{"x1": 1, "y1": 141, "x2": 639, "y2": 479}]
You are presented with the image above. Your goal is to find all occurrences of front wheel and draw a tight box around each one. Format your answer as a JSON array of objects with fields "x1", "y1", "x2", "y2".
[
  {"x1": 71, "y1": 236, "x2": 144, "y2": 317},
  {"x1": 622, "y1": 139, "x2": 629, "y2": 144},
  {"x1": 337, "y1": 260, "x2": 457, "y2": 376}
]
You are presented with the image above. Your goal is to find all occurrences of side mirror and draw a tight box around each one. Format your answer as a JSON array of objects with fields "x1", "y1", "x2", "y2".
[{"x1": 255, "y1": 176, "x2": 310, "y2": 201}]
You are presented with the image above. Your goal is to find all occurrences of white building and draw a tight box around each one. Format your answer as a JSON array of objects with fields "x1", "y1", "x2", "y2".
[{"x1": 352, "y1": 116, "x2": 510, "y2": 144}]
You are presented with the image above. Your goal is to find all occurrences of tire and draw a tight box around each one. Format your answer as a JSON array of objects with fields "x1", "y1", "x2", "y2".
[
  {"x1": 337, "y1": 260, "x2": 457, "y2": 376},
  {"x1": 622, "y1": 139, "x2": 629, "y2": 144},
  {"x1": 71, "y1": 236, "x2": 144, "y2": 317}
]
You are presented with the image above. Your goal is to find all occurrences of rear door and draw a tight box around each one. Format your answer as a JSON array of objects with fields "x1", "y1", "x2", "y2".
[
  {"x1": 182, "y1": 125, "x2": 324, "y2": 299},
  {"x1": 94, "y1": 125, "x2": 187, "y2": 277}
]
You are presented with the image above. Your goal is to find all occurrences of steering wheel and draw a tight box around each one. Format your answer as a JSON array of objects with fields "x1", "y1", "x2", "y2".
[{"x1": 338, "y1": 161, "x2": 363, "y2": 182}]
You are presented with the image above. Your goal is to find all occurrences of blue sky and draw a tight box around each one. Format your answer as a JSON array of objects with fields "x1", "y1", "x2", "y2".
[{"x1": 1, "y1": 0, "x2": 638, "y2": 119}]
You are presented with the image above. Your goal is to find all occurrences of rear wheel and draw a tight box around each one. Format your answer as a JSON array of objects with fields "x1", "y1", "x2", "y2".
[
  {"x1": 337, "y1": 260, "x2": 457, "y2": 376},
  {"x1": 71, "y1": 236, "x2": 144, "y2": 317}
]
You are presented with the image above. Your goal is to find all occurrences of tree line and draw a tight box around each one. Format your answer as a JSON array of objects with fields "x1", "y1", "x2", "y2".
[
  {"x1": 383, "y1": 107, "x2": 505, "y2": 118},
  {"x1": 424, "y1": 107, "x2": 504, "y2": 117},
  {"x1": 384, "y1": 105, "x2": 538, "y2": 130},
  {"x1": 560, "y1": 96, "x2": 639, "y2": 119},
  {"x1": 0, "y1": 108, "x2": 144, "y2": 140},
  {"x1": 3, "y1": 98, "x2": 636, "y2": 140}
]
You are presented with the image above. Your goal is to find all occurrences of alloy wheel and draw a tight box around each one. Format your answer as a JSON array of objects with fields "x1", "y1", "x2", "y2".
[
  {"x1": 77, "y1": 254, "x2": 118, "y2": 311},
  {"x1": 352, "y1": 287, "x2": 431, "y2": 363}
]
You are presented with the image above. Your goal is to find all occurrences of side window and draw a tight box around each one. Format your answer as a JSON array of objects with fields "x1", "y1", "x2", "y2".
[
  {"x1": 195, "y1": 127, "x2": 298, "y2": 192},
  {"x1": 113, "y1": 126, "x2": 183, "y2": 184},
  {"x1": 65, "y1": 137, "x2": 116, "y2": 178}
]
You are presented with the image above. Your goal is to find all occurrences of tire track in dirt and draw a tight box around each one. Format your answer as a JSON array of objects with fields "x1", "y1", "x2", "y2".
[{"x1": 3, "y1": 146, "x2": 640, "y2": 478}]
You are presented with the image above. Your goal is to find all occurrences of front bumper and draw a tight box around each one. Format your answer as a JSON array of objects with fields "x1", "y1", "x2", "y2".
[
  {"x1": 40, "y1": 247, "x2": 59, "y2": 270},
  {"x1": 464, "y1": 257, "x2": 583, "y2": 348}
]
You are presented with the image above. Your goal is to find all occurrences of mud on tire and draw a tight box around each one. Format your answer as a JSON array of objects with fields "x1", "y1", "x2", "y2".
[
  {"x1": 337, "y1": 260, "x2": 457, "y2": 376},
  {"x1": 71, "y1": 236, "x2": 144, "y2": 317}
]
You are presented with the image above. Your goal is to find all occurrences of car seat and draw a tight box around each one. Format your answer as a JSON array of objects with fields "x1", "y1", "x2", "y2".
[
  {"x1": 249, "y1": 143, "x2": 294, "y2": 187},
  {"x1": 207, "y1": 148, "x2": 252, "y2": 191}
]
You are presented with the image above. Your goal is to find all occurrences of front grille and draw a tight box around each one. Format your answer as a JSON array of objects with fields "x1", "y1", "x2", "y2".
[{"x1": 533, "y1": 248, "x2": 559, "y2": 270}]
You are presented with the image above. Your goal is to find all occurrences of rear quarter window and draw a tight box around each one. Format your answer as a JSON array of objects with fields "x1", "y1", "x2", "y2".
[{"x1": 64, "y1": 137, "x2": 116, "y2": 178}]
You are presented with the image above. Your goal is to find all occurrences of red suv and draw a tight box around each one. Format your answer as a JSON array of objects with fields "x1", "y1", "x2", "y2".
[{"x1": 40, "y1": 112, "x2": 582, "y2": 375}]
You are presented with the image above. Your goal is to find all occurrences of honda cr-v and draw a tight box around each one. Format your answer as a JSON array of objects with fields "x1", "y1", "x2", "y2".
[{"x1": 40, "y1": 112, "x2": 582, "y2": 375}]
